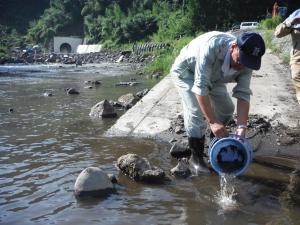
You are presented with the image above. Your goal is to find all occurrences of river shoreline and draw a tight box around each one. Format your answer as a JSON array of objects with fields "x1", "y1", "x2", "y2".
[
  {"x1": 107, "y1": 49, "x2": 300, "y2": 171},
  {"x1": 0, "y1": 49, "x2": 154, "y2": 66}
]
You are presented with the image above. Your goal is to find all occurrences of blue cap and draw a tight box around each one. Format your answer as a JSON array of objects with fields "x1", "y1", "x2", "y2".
[
  {"x1": 287, "y1": 9, "x2": 300, "y2": 29},
  {"x1": 237, "y1": 32, "x2": 266, "y2": 70}
]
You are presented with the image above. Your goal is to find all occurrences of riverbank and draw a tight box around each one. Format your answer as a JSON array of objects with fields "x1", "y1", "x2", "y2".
[
  {"x1": 0, "y1": 50, "x2": 154, "y2": 65},
  {"x1": 106, "y1": 47, "x2": 300, "y2": 170}
]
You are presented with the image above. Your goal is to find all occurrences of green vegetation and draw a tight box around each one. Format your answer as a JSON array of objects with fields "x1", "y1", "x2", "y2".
[
  {"x1": 282, "y1": 54, "x2": 290, "y2": 64},
  {"x1": 263, "y1": 31, "x2": 290, "y2": 63},
  {"x1": 144, "y1": 36, "x2": 194, "y2": 75},
  {"x1": 1, "y1": 0, "x2": 299, "y2": 70},
  {"x1": 259, "y1": 16, "x2": 283, "y2": 30},
  {"x1": 263, "y1": 31, "x2": 278, "y2": 52},
  {"x1": 0, "y1": 25, "x2": 25, "y2": 62},
  {"x1": 26, "y1": 0, "x2": 84, "y2": 46},
  {"x1": 21, "y1": 0, "x2": 278, "y2": 48}
]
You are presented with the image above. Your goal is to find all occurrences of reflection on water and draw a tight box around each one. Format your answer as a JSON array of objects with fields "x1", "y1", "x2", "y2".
[{"x1": 1, "y1": 63, "x2": 300, "y2": 225}]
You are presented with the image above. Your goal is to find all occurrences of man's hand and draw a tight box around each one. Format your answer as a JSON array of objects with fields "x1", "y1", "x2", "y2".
[
  {"x1": 235, "y1": 127, "x2": 246, "y2": 137},
  {"x1": 210, "y1": 121, "x2": 228, "y2": 138},
  {"x1": 195, "y1": 95, "x2": 228, "y2": 138}
]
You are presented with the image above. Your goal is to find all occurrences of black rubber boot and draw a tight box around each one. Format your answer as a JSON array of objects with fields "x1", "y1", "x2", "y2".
[
  {"x1": 188, "y1": 136, "x2": 210, "y2": 173},
  {"x1": 169, "y1": 142, "x2": 191, "y2": 159}
]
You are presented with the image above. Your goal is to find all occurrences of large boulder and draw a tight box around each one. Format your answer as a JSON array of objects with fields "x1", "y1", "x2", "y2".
[
  {"x1": 117, "y1": 153, "x2": 165, "y2": 183},
  {"x1": 74, "y1": 167, "x2": 116, "y2": 197},
  {"x1": 117, "y1": 93, "x2": 139, "y2": 109},
  {"x1": 89, "y1": 99, "x2": 117, "y2": 118}
]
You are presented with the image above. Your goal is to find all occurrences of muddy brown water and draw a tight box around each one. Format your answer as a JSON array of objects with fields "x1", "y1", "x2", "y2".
[{"x1": 0, "y1": 63, "x2": 300, "y2": 225}]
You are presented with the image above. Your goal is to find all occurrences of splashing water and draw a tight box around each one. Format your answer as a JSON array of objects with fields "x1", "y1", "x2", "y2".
[
  {"x1": 189, "y1": 159, "x2": 210, "y2": 175},
  {"x1": 215, "y1": 174, "x2": 239, "y2": 213}
]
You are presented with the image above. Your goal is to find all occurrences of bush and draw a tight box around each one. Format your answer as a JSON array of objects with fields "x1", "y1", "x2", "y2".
[
  {"x1": 145, "y1": 36, "x2": 194, "y2": 75},
  {"x1": 152, "y1": 3, "x2": 194, "y2": 42},
  {"x1": 259, "y1": 16, "x2": 283, "y2": 30},
  {"x1": 122, "y1": 12, "x2": 158, "y2": 42}
]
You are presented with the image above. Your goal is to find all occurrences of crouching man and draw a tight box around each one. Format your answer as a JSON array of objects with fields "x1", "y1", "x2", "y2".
[{"x1": 170, "y1": 31, "x2": 265, "y2": 173}]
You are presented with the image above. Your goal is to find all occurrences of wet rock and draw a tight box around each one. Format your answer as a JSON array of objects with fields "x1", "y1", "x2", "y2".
[
  {"x1": 109, "y1": 100, "x2": 123, "y2": 109},
  {"x1": 169, "y1": 138, "x2": 177, "y2": 143},
  {"x1": 118, "y1": 93, "x2": 139, "y2": 109},
  {"x1": 170, "y1": 158, "x2": 191, "y2": 178},
  {"x1": 84, "y1": 86, "x2": 93, "y2": 89},
  {"x1": 94, "y1": 80, "x2": 102, "y2": 85},
  {"x1": 115, "y1": 81, "x2": 139, "y2": 86},
  {"x1": 63, "y1": 57, "x2": 76, "y2": 64},
  {"x1": 151, "y1": 72, "x2": 162, "y2": 79},
  {"x1": 43, "y1": 92, "x2": 53, "y2": 97},
  {"x1": 174, "y1": 125, "x2": 185, "y2": 134},
  {"x1": 85, "y1": 80, "x2": 102, "y2": 85},
  {"x1": 136, "y1": 89, "x2": 149, "y2": 99},
  {"x1": 107, "y1": 173, "x2": 118, "y2": 184},
  {"x1": 66, "y1": 88, "x2": 80, "y2": 95},
  {"x1": 117, "y1": 153, "x2": 165, "y2": 183},
  {"x1": 116, "y1": 55, "x2": 124, "y2": 63},
  {"x1": 89, "y1": 99, "x2": 117, "y2": 118},
  {"x1": 141, "y1": 168, "x2": 166, "y2": 183},
  {"x1": 76, "y1": 59, "x2": 82, "y2": 66},
  {"x1": 74, "y1": 167, "x2": 115, "y2": 197},
  {"x1": 169, "y1": 140, "x2": 191, "y2": 159},
  {"x1": 286, "y1": 128, "x2": 300, "y2": 138},
  {"x1": 6, "y1": 49, "x2": 154, "y2": 65},
  {"x1": 8, "y1": 108, "x2": 13, "y2": 113},
  {"x1": 47, "y1": 54, "x2": 58, "y2": 63},
  {"x1": 279, "y1": 136, "x2": 296, "y2": 145},
  {"x1": 169, "y1": 114, "x2": 185, "y2": 134}
]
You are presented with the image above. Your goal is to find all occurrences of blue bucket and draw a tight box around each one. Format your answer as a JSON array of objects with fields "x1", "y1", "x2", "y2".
[{"x1": 208, "y1": 134, "x2": 253, "y2": 176}]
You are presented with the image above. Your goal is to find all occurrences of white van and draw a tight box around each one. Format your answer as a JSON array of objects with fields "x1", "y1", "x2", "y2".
[{"x1": 240, "y1": 22, "x2": 259, "y2": 30}]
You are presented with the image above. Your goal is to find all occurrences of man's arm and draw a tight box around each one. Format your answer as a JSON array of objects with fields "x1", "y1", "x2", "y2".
[
  {"x1": 274, "y1": 16, "x2": 300, "y2": 38},
  {"x1": 236, "y1": 98, "x2": 249, "y2": 137},
  {"x1": 274, "y1": 21, "x2": 292, "y2": 38},
  {"x1": 195, "y1": 95, "x2": 228, "y2": 138}
]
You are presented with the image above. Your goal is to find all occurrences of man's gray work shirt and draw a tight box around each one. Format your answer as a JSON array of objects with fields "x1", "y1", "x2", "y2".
[{"x1": 171, "y1": 31, "x2": 253, "y2": 102}]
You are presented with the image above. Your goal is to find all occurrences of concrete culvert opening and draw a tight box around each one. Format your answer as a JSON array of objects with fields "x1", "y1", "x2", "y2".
[{"x1": 60, "y1": 43, "x2": 72, "y2": 54}]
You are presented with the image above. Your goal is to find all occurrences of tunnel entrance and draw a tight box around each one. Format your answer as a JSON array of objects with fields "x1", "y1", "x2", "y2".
[{"x1": 60, "y1": 43, "x2": 72, "y2": 54}]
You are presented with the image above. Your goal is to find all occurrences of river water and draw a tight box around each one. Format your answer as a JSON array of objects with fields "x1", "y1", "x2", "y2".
[{"x1": 0, "y1": 63, "x2": 300, "y2": 225}]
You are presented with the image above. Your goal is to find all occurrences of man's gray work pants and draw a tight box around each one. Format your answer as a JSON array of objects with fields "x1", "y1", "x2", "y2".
[{"x1": 172, "y1": 70, "x2": 234, "y2": 138}]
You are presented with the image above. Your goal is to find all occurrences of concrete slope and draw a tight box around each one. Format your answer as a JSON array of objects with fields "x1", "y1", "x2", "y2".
[
  {"x1": 105, "y1": 74, "x2": 182, "y2": 138},
  {"x1": 106, "y1": 50, "x2": 300, "y2": 140}
]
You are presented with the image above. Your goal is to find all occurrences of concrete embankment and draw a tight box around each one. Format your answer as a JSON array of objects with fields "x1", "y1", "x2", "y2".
[
  {"x1": 105, "y1": 74, "x2": 181, "y2": 139},
  {"x1": 107, "y1": 49, "x2": 300, "y2": 134}
]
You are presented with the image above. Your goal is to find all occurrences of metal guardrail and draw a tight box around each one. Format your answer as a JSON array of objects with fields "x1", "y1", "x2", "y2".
[{"x1": 132, "y1": 43, "x2": 170, "y2": 55}]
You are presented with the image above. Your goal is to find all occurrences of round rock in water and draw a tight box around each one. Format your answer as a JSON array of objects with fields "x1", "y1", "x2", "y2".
[
  {"x1": 89, "y1": 99, "x2": 117, "y2": 118},
  {"x1": 67, "y1": 88, "x2": 80, "y2": 95},
  {"x1": 74, "y1": 167, "x2": 115, "y2": 197},
  {"x1": 117, "y1": 153, "x2": 166, "y2": 183}
]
